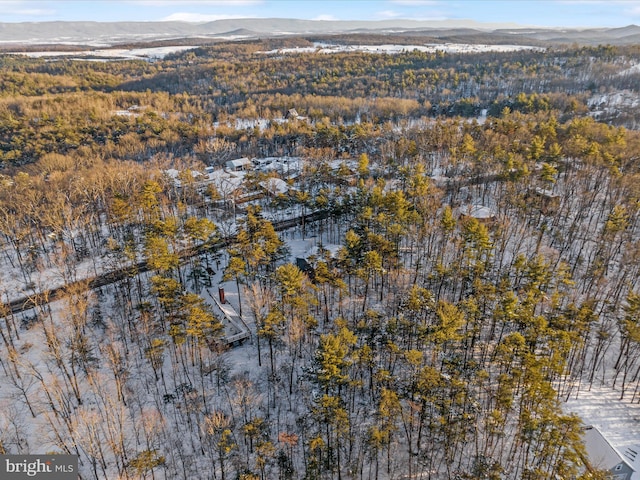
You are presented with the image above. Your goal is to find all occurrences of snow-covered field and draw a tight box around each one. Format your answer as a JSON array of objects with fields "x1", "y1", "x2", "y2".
[
  {"x1": 8, "y1": 45, "x2": 199, "y2": 61},
  {"x1": 10, "y1": 41, "x2": 534, "y2": 61},
  {"x1": 259, "y1": 42, "x2": 544, "y2": 55}
]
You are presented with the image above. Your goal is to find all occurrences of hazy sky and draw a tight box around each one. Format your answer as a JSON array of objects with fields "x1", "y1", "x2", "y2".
[{"x1": 1, "y1": 0, "x2": 640, "y2": 28}]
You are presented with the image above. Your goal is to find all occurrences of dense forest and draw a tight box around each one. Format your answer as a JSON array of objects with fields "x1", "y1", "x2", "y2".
[{"x1": 0, "y1": 36, "x2": 640, "y2": 479}]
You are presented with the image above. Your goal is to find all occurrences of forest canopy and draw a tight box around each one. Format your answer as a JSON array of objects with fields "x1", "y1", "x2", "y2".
[{"x1": 0, "y1": 36, "x2": 639, "y2": 480}]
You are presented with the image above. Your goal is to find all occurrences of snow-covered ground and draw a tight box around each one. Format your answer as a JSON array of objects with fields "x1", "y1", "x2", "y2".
[
  {"x1": 259, "y1": 42, "x2": 544, "y2": 55},
  {"x1": 589, "y1": 90, "x2": 640, "y2": 110},
  {"x1": 1, "y1": 145, "x2": 639, "y2": 478},
  {"x1": 8, "y1": 45, "x2": 199, "y2": 61},
  {"x1": 588, "y1": 89, "x2": 640, "y2": 125},
  {"x1": 566, "y1": 385, "x2": 640, "y2": 456},
  {"x1": 617, "y1": 63, "x2": 640, "y2": 76}
]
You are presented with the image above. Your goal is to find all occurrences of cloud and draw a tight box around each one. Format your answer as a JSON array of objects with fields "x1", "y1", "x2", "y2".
[
  {"x1": 555, "y1": 0, "x2": 608, "y2": 3},
  {"x1": 378, "y1": 8, "x2": 447, "y2": 20},
  {"x1": 627, "y1": 5, "x2": 640, "y2": 16},
  {"x1": 162, "y1": 12, "x2": 250, "y2": 21},
  {"x1": 0, "y1": 1, "x2": 55, "y2": 16},
  {"x1": 12, "y1": 8, "x2": 55, "y2": 16},
  {"x1": 376, "y1": 10, "x2": 403, "y2": 18},
  {"x1": 390, "y1": 0, "x2": 438, "y2": 4},
  {"x1": 555, "y1": 0, "x2": 640, "y2": 20},
  {"x1": 313, "y1": 14, "x2": 338, "y2": 21},
  {"x1": 131, "y1": 0, "x2": 262, "y2": 5},
  {"x1": 555, "y1": 0, "x2": 632, "y2": 4},
  {"x1": 411, "y1": 14, "x2": 449, "y2": 21}
]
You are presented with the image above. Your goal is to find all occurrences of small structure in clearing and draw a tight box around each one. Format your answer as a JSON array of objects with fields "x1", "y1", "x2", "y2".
[{"x1": 459, "y1": 203, "x2": 497, "y2": 223}]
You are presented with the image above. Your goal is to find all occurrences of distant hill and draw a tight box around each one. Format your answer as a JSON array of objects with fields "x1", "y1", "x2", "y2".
[
  {"x1": 218, "y1": 28, "x2": 260, "y2": 37},
  {"x1": 0, "y1": 19, "x2": 637, "y2": 47},
  {"x1": 604, "y1": 24, "x2": 640, "y2": 38}
]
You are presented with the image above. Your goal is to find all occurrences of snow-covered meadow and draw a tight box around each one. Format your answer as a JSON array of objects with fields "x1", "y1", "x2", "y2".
[{"x1": 259, "y1": 42, "x2": 544, "y2": 56}]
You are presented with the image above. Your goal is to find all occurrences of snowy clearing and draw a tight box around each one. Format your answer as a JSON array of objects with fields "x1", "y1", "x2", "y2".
[
  {"x1": 8, "y1": 45, "x2": 199, "y2": 61},
  {"x1": 259, "y1": 42, "x2": 544, "y2": 55}
]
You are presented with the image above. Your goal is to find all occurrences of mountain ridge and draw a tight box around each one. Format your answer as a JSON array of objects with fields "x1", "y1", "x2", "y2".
[{"x1": 0, "y1": 19, "x2": 636, "y2": 46}]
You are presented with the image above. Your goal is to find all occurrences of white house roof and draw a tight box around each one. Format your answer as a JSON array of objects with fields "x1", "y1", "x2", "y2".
[
  {"x1": 584, "y1": 425, "x2": 628, "y2": 469},
  {"x1": 259, "y1": 177, "x2": 292, "y2": 195},
  {"x1": 535, "y1": 187, "x2": 560, "y2": 198},
  {"x1": 622, "y1": 446, "x2": 640, "y2": 480},
  {"x1": 165, "y1": 168, "x2": 180, "y2": 180},
  {"x1": 163, "y1": 168, "x2": 202, "y2": 187},
  {"x1": 206, "y1": 169, "x2": 246, "y2": 196},
  {"x1": 225, "y1": 157, "x2": 252, "y2": 169},
  {"x1": 461, "y1": 204, "x2": 496, "y2": 219},
  {"x1": 255, "y1": 157, "x2": 302, "y2": 174}
]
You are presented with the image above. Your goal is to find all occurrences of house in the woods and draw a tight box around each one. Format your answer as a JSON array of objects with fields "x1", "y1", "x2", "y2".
[
  {"x1": 253, "y1": 157, "x2": 274, "y2": 169},
  {"x1": 459, "y1": 203, "x2": 497, "y2": 223},
  {"x1": 208, "y1": 288, "x2": 251, "y2": 348},
  {"x1": 253, "y1": 157, "x2": 303, "y2": 177},
  {"x1": 294, "y1": 243, "x2": 342, "y2": 282},
  {"x1": 113, "y1": 105, "x2": 146, "y2": 118},
  {"x1": 259, "y1": 177, "x2": 295, "y2": 197},
  {"x1": 284, "y1": 108, "x2": 308, "y2": 121},
  {"x1": 225, "y1": 157, "x2": 253, "y2": 172},
  {"x1": 582, "y1": 425, "x2": 639, "y2": 480},
  {"x1": 531, "y1": 187, "x2": 561, "y2": 214},
  {"x1": 285, "y1": 108, "x2": 301, "y2": 120},
  {"x1": 296, "y1": 257, "x2": 315, "y2": 279}
]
